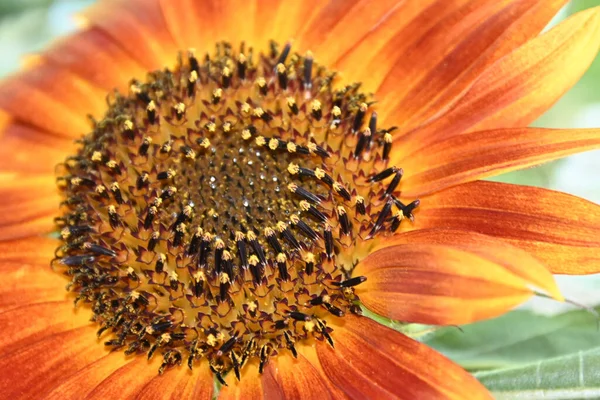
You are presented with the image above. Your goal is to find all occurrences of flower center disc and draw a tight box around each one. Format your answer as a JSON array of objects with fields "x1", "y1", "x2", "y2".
[{"x1": 53, "y1": 41, "x2": 418, "y2": 380}]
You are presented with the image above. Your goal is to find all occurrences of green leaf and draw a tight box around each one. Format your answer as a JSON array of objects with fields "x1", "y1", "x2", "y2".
[
  {"x1": 422, "y1": 307, "x2": 600, "y2": 371},
  {"x1": 476, "y1": 348, "x2": 600, "y2": 400}
]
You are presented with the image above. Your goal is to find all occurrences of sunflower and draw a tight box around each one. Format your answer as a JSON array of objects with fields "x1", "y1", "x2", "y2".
[{"x1": 1, "y1": 0, "x2": 600, "y2": 398}]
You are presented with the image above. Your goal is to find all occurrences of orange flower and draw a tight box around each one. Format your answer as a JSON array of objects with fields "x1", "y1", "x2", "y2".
[{"x1": 1, "y1": 0, "x2": 600, "y2": 399}]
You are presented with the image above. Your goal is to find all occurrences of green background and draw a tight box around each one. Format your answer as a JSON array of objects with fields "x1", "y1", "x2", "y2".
[{"x1": 1, "y1": 1, "x2": 600, "y2": 397}]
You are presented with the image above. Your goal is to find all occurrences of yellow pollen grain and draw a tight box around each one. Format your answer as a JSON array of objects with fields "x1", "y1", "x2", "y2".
[
  {"x1": 213, "y1": 88, "x2": 223, "y2": 99},
  {"x1": 355, "y1": 195, "x2": 365, "y2": 205},
  {"x1": 363, "y1": 128, "x2": 372, "y2": 137},
  {"x1": 314, "y1": 168, "x2": 325, "y2": 179},
  {"x1": 241, "y1": 129, "x2": 252, "y2": 140},
  {"x1": 276, "y1": 253, "x2": 287, "y2": 263},
  {"x1": 322, "y1": 295, "x2": 331, "y2": 304},
  {"x1": 268, "y1": 138, "x2": 279, "y2": 150},
  {"x1": 384, "y1": 133, "x2": 393, "y2": 143},
  {"x1": 206, "y1": 334, "x2": 217, "y2": 347},
  {"x1": 332, "y1": 106, "x2": 341, "y2": 117},
  {"x1": 130, "y1": 84, "x2": 141, "y2": 94},
  {"x1": 126, "y1": 266, "x2": 135, "y2": 275},
  {"x1": 264, "y1": 227, "x2": 275, "y2": 237},
  {"x1": 174, "y1": 102, "x2": 186, "y2": 114},
  {"x1": 206, "y1": 122, "x2": 216, "y2": 132},
  {"x1": 234, "y1": 231, "x2": 245, "y2": 241},
  {"x1": 337, "y1": 206, "x2": 347, "y2": 215},
  {"x1": 91, "y1": 151, "x2": 102, "y2": 162},
  {"x1": 222, "y1": 66, "x2": 231, "y2": 77},
  {"x1": 287, "y1": 183, "x2": 297, "y2": 192},
  {"x1": 169, "y1": 270, "x2": 179, "y2": 280},
  {"x1": 161, "y1": 333, "x2": 172, "y2": 343},
  {"x1": 223, "y1": 250, "x2": 232, "y2": 261},
  {"x1": 286, "y1": 96, "x2": 296, "y2": 107},
  {"x1": 333, "y1": 182, "x2": 343, "y2": 192},
  {"x1": 198, "y1": 138, "x2": 211, "y2": 148},
  {"x1": 248, "y1": 255, "x2": 259, "y2": 266},
  {"x1": 238, "y1": 53, "x2": 246, "y2": 63},
  {"x1": 185, "y1": 148, "x2": 197, "y2": 159},
  {"x1": 255, "y1": 77, "x2": 266, "y2": 87},
  {"x1": 247, "y1": 301, "x2": 258, "y2": 312},
  {"x1": 123, "y1": 120, "x2": 134, "y2": 131},
  {"x1": 95, "y1": 185, "x2": 106, "y2": 194},
  {"x1": 255, "y1": 136, "x2": 266, "y2": 147},
  {"x1": 176, "y1": 223, "x2": 187, "y2": 233},
  {"x1": 311, "y1": 99, "x2": 321, "y2": 111},
  {"x1": 153, "y1": 197, "x2": 163, "y2": 207},
  {"x1": 70, "y1": 177, "x2": 82, "y2": 186},
  {"x1": 360, "y1": 102, "x2": 368, "y2": 112},
  {"x1": 106, "y1": 160, "x2": 117, "y2": 169},
  {"x1": 287, "y1": 163, "x2": 299, "y2": 175},
  {"x1": 253, "y1": 107, "x2": 265, "y2": 117},
  {"x1": 276, "y1": 63, "x2": 286, "y2": 74},
  {"x1": 290, "y1": 214, "x2": 300, "y2": 224},
  {"x1": 276, "y1": 221, "x2": 287, "y2": 232},
  {"x1": 304, "y1": 252, "x2": 315, "y2": 263},
  {"x1": 394, "y1": 210, "x2": 404, "y2": 220},
  {"x1": 219, "y1": 273, "x2": 230, "y2": 284},
  {"x1": 189, "y1": 70, "x2": 198, "y2": 83},
  {"x1": 148, "y1": 206, "x2": 157, "y2": 216},
  {"x1": 158, "y1": 253, "x2": 167, "y2": 263},
  {"x1": 151, "y1": 231, "x2": 160, "y2": 239},
  {"x1": 193, "y1": 271, "x2": 206, "y2": 282},
  {"x1": 147, "y1": 101, "x2": 156, "y2": 111},
  {"x1": 107, "y1": 205, "x2": 117, "y2": 215},
  {"x1": 241, "y1": 102, "x2": 251, "y2": 113},
  {"x1": 304, "y1": 321, "x2": 316, "y2": 332},
  {"x1": 215, "y1": 239, "x2": 225, "y2": 249},
  {"x1": 299, "y1": 200, "x2": 310, "y2": 211},
  {"x1": 223, "y1": 122, "x2": 232, "y2": 133},
  {"x1": 246, "y1": 231, "x2": 257, "y2": 241},
  {"x1": 286, "y1": 142, "x2": 297, "y2": 153},
  {"x1": 60, "y1": 227, "x2": 70, "y2": 239}
]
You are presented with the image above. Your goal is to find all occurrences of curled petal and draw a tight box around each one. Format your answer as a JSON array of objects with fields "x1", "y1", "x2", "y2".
[
  {"x1": 354, "y1": 243, "x2": 533, "y2": 325},
  {"x1": 397, "y1": 127, "x2": 600, "y2": 197},
  {"x1": 399, "y1": 6, "x2": 600, "y2": 152},
  {"x1": 0, "y1": 175, "x2": 58, "y2": 240},
  {"x1": 383, "y1": 0, "x2": 567, "y2": 128},
  {"x1": 374, "y1": 228, "x2": 562, "y2": 300},
  {"x1": 408, "y1": 181, "x2": 600, "y2": 275},
  {"x1": 316, "y1": 315, "x2": 492, "y2": 399}
]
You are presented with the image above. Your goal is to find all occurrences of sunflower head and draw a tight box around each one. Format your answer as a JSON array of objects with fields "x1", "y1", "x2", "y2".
[{"x1": 52, "y1": 40, "x2": 419, "y2": 380}]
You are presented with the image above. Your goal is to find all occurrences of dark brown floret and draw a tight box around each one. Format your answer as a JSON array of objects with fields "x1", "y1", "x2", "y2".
[{"x1": 53, "y1": 41, "x2": 417, "y2": 380}]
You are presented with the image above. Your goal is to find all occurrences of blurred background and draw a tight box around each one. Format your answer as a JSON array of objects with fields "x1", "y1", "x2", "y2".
[{"x1": 1, "y1": 0, "x2": 599, "y2": 394}]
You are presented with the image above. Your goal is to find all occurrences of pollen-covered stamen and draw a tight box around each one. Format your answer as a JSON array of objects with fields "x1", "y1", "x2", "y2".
[{"x1": 53, "y1": 40, "x2": 418, "y2": 380}]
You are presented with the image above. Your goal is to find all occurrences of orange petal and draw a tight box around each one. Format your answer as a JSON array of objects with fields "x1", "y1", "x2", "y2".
[
  {"x1": 374, "y1": 228, "x2": 562, "y2": 300},
  {"x1": 129, "y1": 362, "x2": 213, "y2": 400},
  {"x1": 0, "y1": 122, "x2": 73, "y2": 175},
  {"x1": 316, "y1": 315, "x2": 492, "y2": 399},
  {"x1": 0, "y1": 175, "x2": 58, "y2": 240},
  {"x1": 264, "y1": 350, "x2": 349, "y2": 399},
  {"x1": 399, "y1": 6, "x2": 600, "y2": 150},
  {"x1": 0, "y1": 302, "x2": 90, "y2": 354},
  {"x1": 82, "y1": 0, "x2": 179, "y2": 71},
  {"x1": 354, "y1": 243, "x2": 533, "y2": 325},
  {"x1": 0, "y1": 62, "x2": 105, "y2": 139},
  {"x1": 219, "y1": 360, "x2": 267, "y2": 400},
  {"x1": 408, "y1": 181, "x2": 600, "y2": 275},
  {"x1": 0, "y1": 326, "x2": 109, "y2": 398},
  {"x1": 396, "y1": 127, "x2": 600, "y2": 197},
  {"x1": 43, "y1": 27, "x2": 147, "y2": 92},
  {"x1": 0, "y1": 236, "x2": 66, "y2": 312},
  {"x1": 379, "y1": 0, "x2": 567, "y2": 127}
]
